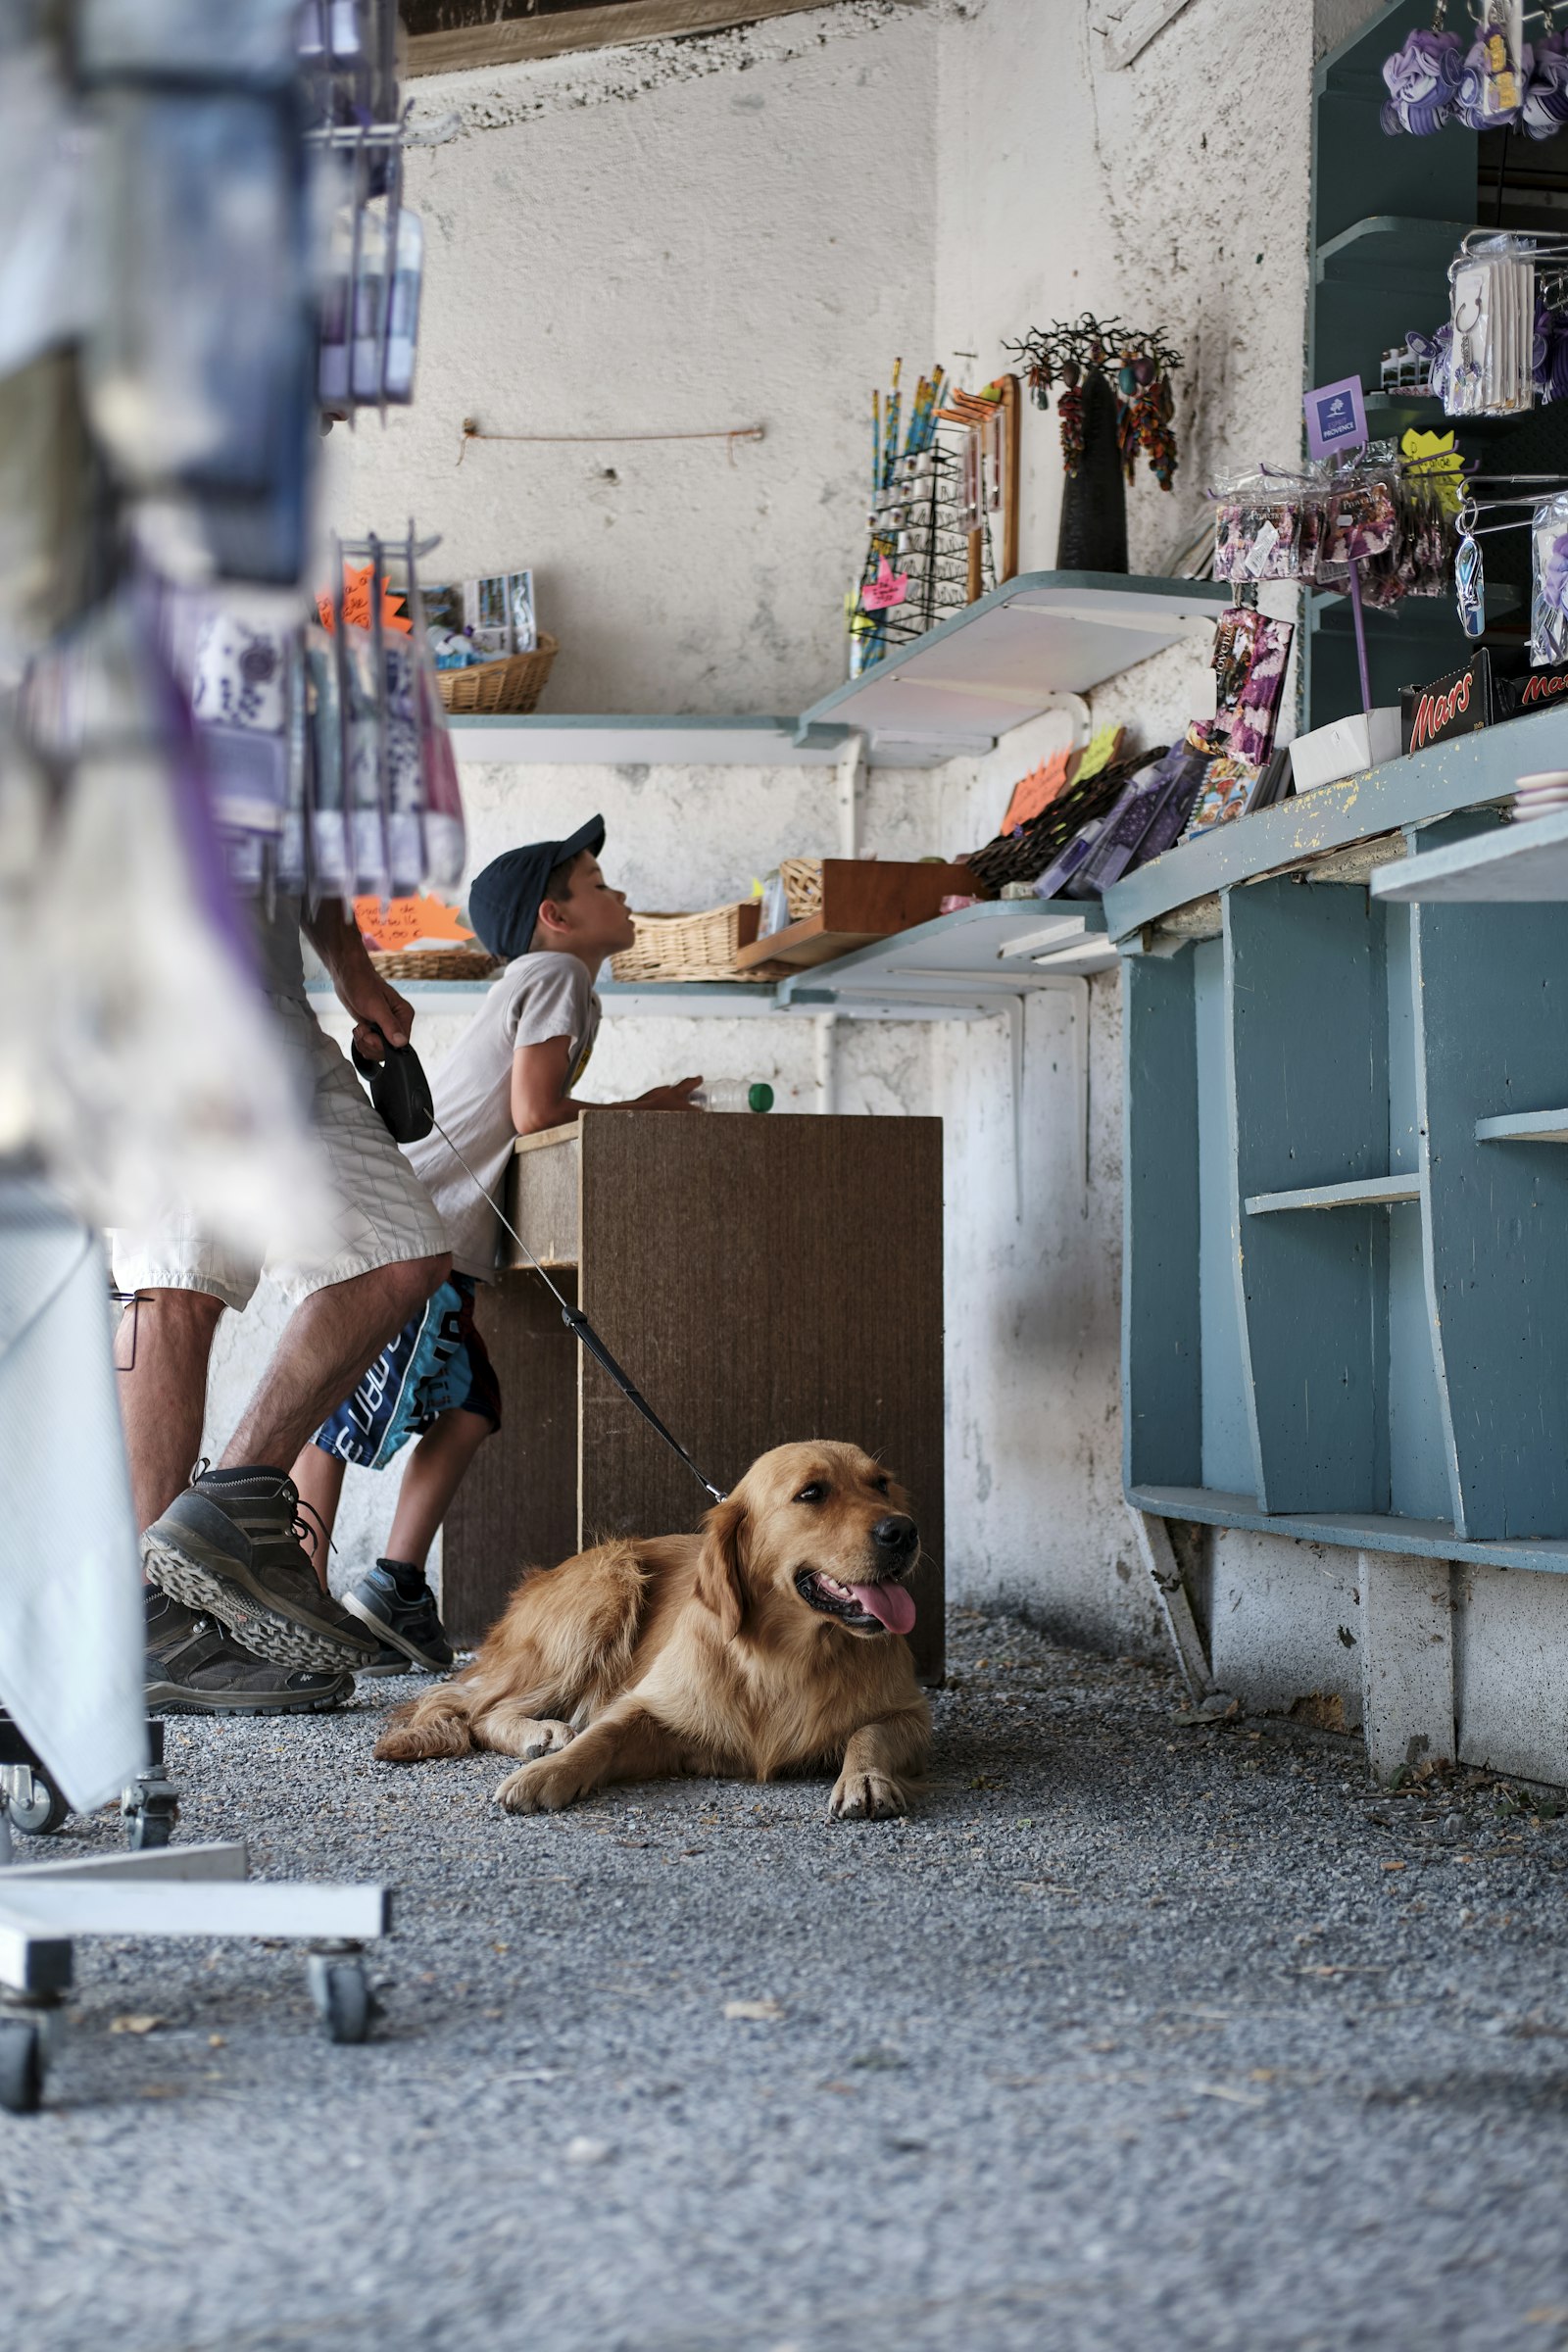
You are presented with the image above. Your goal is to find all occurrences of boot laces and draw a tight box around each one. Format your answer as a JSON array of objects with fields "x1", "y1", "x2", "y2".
[{"x1": 290, "y1": 1496, "x2": 335, "y2": 1562}]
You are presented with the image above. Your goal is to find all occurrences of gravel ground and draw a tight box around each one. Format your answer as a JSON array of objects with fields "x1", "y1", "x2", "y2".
[{"x1": 8, "y1": 1605, "x2": 1568, "y2": 2352}]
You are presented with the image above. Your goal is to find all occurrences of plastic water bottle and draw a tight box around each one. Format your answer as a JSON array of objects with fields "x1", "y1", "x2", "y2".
[{"x1": 693, "y1": 1081, "x2": 774, "y2": 1112}]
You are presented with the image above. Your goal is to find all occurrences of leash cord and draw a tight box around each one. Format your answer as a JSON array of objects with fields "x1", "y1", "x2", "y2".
[{"x1": 424, "y1": 1106, "x2": 727, "y2": 1504}]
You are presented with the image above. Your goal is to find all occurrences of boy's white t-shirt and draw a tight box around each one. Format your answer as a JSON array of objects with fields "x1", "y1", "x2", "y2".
[{"x1": 405, "y1": 951, "x2": 600, "y2": 1279}]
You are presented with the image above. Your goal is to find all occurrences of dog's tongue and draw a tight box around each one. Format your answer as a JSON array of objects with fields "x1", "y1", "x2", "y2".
[{"x1": 849, "y1": 1581, "x2": 916, "y2": 1636}]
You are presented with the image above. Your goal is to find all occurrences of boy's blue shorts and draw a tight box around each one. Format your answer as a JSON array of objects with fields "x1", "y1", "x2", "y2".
[{"x1": 311, "y1": 1274, "x2": 502, "y2": 1471}]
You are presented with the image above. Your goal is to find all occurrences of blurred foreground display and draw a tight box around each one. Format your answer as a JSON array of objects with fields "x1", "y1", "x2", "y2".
[
  {"x1": 0, "y1": 0, "x2": 459, "y2": 1810},
  {"x1": 0, "y1": 0, "x2": 459, "y2": 1250}
]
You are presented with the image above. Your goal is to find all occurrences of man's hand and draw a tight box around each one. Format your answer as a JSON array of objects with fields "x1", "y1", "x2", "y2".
[
  {"x1": 631, "y1": 1077, "x2": 703, "y2": 1111},
  {"x1": 302, "y1": 901, "x2": 415, "y2": 1057}
]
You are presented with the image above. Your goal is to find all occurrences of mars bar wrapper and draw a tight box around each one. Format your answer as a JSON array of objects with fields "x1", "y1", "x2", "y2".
[
  {"x1": 1499, "y1": 660, "x2": 1568, "y2": 719},
  {"x1": 1400, "y1": 650, "x2": 1493, "y2": 757}
]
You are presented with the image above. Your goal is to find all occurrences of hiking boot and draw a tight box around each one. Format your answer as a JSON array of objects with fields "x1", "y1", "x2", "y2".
[
  {"x1": 142, "y1": 1465, "x2": 380, "y2": 1673},
  {"x1": 342, "y1": 1557, "x2": 456, "y2": 1674},
  {"x1": 144, "y1": 1590, "x2": 354, "y2": 1716}
]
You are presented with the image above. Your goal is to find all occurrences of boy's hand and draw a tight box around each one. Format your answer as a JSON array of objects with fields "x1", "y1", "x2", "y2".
[{"x1": 633, "y1": 1077, "x2": 703, "y2": 1111}]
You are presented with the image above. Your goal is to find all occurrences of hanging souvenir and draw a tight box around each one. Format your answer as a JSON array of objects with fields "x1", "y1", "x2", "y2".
[
  {"x1": 1455, "y1": 522, "x2": 1486, "y2": 637},
  {"x1": 1455, "y1": 0, "x2": 1526, "y2": 126},
  {"x1": 1380, "y1": 4, "x2": 1466, "y2": 133},
  {"x1": 1523, "y1": 9, "x2": 1568, "y2": 133}
]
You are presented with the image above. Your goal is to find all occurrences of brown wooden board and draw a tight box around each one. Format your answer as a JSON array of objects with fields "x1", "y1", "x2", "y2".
[
  {"x1": 734, "y1": 859, "x2": 975, "y2": 971},
  {"x1": 576, "y1": 1109, "x2": 946, "y2": 1679},
  {"x1": 441, "y1": 1269, "x2": 580, "y2": 1645},
  {"x1": 404, "y1": 0, "x2": 852, "y2": 75}
]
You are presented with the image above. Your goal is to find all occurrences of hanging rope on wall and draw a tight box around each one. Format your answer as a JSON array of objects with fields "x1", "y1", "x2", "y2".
[{"x1": 458, "y1": 418, "x2": 765, "y2": 466}]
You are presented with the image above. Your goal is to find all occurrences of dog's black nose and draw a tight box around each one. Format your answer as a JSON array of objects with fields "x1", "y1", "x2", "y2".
[{"x1": 871, "y1": 1514, "x2": 918, "y2": 1556}]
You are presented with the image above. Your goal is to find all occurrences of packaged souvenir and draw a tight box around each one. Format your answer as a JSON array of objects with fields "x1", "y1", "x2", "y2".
[{"x1": 1530, "y1": 491, "x2": 1568, "y2": 665}]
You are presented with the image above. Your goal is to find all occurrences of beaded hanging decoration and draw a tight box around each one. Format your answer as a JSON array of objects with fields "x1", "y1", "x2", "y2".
[{"x1": 1006, "y1": 315, "x2": 1183, "y2": 490}]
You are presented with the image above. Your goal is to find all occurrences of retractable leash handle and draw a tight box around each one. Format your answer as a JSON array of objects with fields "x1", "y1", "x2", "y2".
[{"x1": 423, "y1": 1107, "x2": 728, "y2": 1504}]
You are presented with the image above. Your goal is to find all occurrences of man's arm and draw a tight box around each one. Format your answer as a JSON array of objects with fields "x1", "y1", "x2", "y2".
[
  {"x1": 511, "y1": 1036, "x2": 702, "y2": 1137},
  {"x1": 302, "y1": 900, "x2": 416, "y2": 1061}
]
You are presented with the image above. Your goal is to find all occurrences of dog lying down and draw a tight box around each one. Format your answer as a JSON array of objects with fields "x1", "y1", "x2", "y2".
[{"x1": 375, "y1": 1441, "x2": 931, "y2": 1820}]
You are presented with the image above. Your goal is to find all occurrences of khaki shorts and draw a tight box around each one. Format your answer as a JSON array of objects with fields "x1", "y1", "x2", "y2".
[{"x1": 111, "y1": 991, "x2": 451, "y2": 1313}]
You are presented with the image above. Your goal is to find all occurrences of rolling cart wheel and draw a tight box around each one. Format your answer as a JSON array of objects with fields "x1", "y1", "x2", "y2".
[
  {"x1": 10, "y1": 1769, "x2": 70, "y2": 1838},
  {"x1": 126, "y1": 1807, "x2": 174, "y2": 1853},
  {"x1": 0, "y1": 2018, "x2": 46, "y2": 2115},
  {"x1": 308, "y1": 1954, "x2": 371, "y2": 2044}
]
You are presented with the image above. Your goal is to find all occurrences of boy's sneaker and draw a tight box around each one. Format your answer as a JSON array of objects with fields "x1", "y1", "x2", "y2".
[
  {"x1": 145, "y1": 1591, "x2": 354, "y2": 1716},
  {"x1": 342, "y1": 1558, "x2": 455, "y2": 1674},
  {"x1": 142, "y1": 1465, "x2": 380, "y2": 1674}
]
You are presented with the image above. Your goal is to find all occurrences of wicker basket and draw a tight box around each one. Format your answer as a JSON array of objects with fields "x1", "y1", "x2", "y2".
[
  {"x1": 612, "y1": 904, "x2": 789, "y2": 985},
  {"x1": 780, "y1": 858, "x2": 823, "y2": 919},
  {"x1": 369, "y1": 947, "x2": 502, "y2": 982},
  {"x1": 434, "y1": 634, "x2": 559, "y2": 715}
]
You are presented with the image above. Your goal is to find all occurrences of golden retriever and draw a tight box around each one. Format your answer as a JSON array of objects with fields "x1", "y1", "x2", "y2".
[{"x1": 374, "y1": 1441, "x2": 930, "y2": 1820}]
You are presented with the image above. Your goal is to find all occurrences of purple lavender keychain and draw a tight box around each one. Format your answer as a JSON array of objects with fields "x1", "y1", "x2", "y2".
[
  {"x1": 1523, "y1": 12, "x2": 1568, "y2": 135},
  {"x1": 1381, "y1": 10, "x2": 1466, "y2": 134}
]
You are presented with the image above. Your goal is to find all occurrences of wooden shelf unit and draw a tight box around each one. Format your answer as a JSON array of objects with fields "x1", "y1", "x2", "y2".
[{"x1": 1123, "y1": 842, "x2": 1568, "y2": 1551}]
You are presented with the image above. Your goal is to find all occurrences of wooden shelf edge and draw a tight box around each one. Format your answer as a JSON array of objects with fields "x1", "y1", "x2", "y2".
[
  {"x1": 1127, "y1": 1485, "x2": 1568, "y2": 1574},
  {"x1": 1476, "y1": 1108, "x2": 1568, "y2": 1143},
  {"x1": 1244, "y1": 1175, "x2": 1420, "y2": 1214}
]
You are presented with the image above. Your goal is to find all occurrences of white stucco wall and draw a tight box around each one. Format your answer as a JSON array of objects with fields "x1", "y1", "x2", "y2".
[{"x1": 328, "y1": 0, "x2": 937, "y2": 717}]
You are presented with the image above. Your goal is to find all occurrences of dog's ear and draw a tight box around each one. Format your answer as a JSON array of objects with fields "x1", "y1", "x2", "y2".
[{"x1": 696, "y1": 1494, "x2": 748, "y2": 1642}]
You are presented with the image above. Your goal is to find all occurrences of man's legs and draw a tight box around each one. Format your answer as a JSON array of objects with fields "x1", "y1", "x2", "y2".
[
  {"x1": 223, "y1": 1254, "x2": 449, "y2": 1477},
  {"x1": 113, "y1": 1288, "x2": 224, "y2": 1534},
  {"x1": 143, "y1": 1251, "x2": 450, "y2": 1671}
]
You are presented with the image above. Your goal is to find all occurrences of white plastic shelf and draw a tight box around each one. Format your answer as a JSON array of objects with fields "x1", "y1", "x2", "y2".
[
  {"x1": 446, "y1": 715, "x2": 854, "y2": 767},
  {"x1": 306, "y1": 905, "x2": 1111, "y2": 1022},
  {"x1": 797, "y1": 571, "x2": 1229, "y2": 763}
]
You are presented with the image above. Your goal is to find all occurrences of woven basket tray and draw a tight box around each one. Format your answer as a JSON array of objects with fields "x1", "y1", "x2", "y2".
[
  {"x1": 369, "y1": 947, "x2": 502, "y2": 982},
  {"x1": 612, "y1": 904, "x2": 789, "y2": 986},
  {"x1": 434, "y1": 634, "x2": 559, "y2": 715},
  {"x1": 780, "y1": 858, "x2": 823, "y2": 919}
]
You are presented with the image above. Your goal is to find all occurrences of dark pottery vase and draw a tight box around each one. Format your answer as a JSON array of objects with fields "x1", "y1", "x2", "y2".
[{"x1": 1055, "y1": 367, "x2": 1128, "y2": 573}]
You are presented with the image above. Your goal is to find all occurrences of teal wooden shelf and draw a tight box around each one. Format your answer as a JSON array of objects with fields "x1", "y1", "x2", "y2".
[
  {"x1": 1373, "y1": 808, "x2": 1568, "y2": 904},
  {"x1": 1128, "y1": 3, "x2": 1568, "y2": 1559},
  {"x1": 1245, "y1": 1175, "x2": 1420, "y2": 1215},
  {"x1": 1101, "y1": 710, "x2": 1566, "y2": 942},
  {"x1": 1476, "y1": 1107, "x2": 1568, "y2": 1144},
  {"x1": 1129, "y1": 1486, "x2": 1568, "y2": 1577},
  {"x1": 1315, "y1": 214, "x2": 1475, "y2": 291}
]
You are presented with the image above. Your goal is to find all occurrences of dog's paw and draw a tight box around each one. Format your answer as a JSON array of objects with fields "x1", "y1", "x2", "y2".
[
  {"x1": 829, "y1": 1770, "x2": 908, "y2": 1822},
  {"x1": 494, "y1": 1751, "x2": 592, "y2": 1814},
  {"x1": 519, "y1": 1718, "x2": 575, "y2": 1762}
]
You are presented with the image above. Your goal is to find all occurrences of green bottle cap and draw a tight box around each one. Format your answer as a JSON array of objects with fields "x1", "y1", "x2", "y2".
[{"x1": 748, "y1": 1083, "x2": 774, "y2": 1113}]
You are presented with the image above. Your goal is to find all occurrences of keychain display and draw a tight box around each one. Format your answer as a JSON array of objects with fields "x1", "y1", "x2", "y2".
[
  {"x1": 1446, "y1": 236, "x2": 1538, "y2": 416},
  {"x1": 1211, "y1": 447, "x2": 1452, "y2": 609},
  {"x1": 1380, "y1": 0, "x2": 1568, "y2": 134}
]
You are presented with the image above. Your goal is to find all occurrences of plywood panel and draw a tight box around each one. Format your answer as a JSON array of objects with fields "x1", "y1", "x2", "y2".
[
  {"x1": 441, "y1": 1270, "x2": 580, "y2": 1644},
  {"x1": 576, "y1": 1110, "x2": 946, "y2": 1680}
]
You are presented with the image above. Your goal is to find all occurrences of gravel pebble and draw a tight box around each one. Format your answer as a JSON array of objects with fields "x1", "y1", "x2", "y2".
[{"x1": 7, "y1": 1605, "x2": 1568, "y2": 2350}]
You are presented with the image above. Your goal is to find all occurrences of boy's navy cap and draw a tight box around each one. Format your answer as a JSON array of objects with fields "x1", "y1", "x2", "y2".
[{"x1": 466, "y1": 814, "x2": 606, "y2": 961}]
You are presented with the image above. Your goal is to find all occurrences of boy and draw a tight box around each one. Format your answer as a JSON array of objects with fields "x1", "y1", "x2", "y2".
[{"x1": 290, "y1": 815, "x2": 701, "y2": 1670}]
